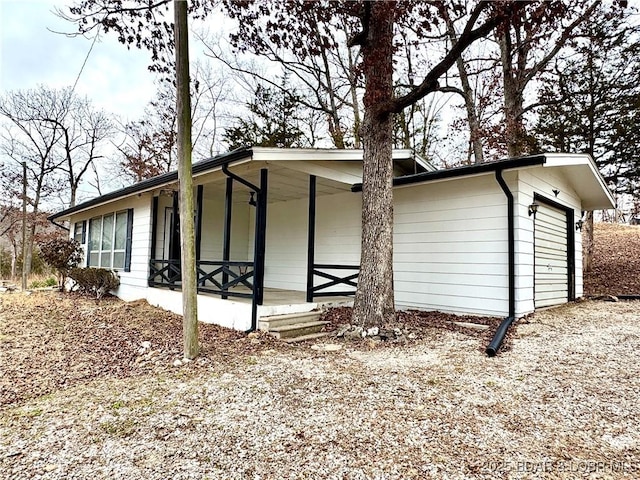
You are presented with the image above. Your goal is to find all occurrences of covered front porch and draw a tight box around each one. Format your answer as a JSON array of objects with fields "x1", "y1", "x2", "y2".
[{"x1": 145, "y1": 149, "x2": 396, "y2": 332}]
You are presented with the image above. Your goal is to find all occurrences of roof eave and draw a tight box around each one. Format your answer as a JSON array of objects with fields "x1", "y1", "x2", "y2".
[
  {"x1": 48, "y1": 148, "x2": 254, "y2": 221},
  {"x1": 351, "y1": 155, "x2": 546, "y2": 192}
]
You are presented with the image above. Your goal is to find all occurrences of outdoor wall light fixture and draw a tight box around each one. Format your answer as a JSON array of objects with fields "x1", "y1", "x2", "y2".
[
  {"x1": 575, "y1": 219, "x2": 584, "y2": 231},
  {"x1": 249, "y1": 191, "x2": 257, "y2": 207},
  {"x1": 528, "y1": 202, "x2": 539, "y2": 217}
]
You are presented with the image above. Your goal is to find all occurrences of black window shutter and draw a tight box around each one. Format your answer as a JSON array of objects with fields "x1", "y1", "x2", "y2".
[
  {"x1": 81, "y1": 220, "x2": 87, "y2": 244},
  {"x1": 124, "y1": 209, "x2": 134, "y2": 272},
  {"x1": 86, "y1": 220, "x2": 92, "y2": 267}
]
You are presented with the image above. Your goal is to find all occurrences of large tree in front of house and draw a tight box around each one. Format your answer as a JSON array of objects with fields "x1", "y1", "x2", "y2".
[
  {"x1": 223, "y1": 1, "x2": 522, "y2": 327},
  {"x1": 63, "y1": 0, "x2": 524, "y2": 328}
]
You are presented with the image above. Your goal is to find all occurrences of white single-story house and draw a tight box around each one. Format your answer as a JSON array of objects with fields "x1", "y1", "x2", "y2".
[{"x1": 49, "y1": 147, "x2": 614, "y2": 336}]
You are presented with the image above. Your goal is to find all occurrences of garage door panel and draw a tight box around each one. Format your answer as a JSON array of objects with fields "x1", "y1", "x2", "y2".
[
  {"x1": 534, "y1": 202, "x2": 569, "y2": 309},
  {"x1": 536, "y1": 230, "x2": 567, "y2": 244},
  {"x1": 536, "y1": 215, "x2": 565, "y2": 230},
  {"x1": 536, "y1": 246, "x2": 566, "y2": 258},
  {"x1": 536, "y1": 223, "x2": 566, "y2": 237}
]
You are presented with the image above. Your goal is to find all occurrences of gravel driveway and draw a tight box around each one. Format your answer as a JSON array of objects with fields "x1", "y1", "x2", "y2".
[{"x1": 1, "y1": 295, "x2": 639, "y2": 479}]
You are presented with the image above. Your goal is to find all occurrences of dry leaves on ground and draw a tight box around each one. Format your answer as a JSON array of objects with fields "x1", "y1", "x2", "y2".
[
  {"x1": 1, "y1": 293, "x2": 639, "y2": 479},
  {"x1": 584, "y1": 223, "x2": 640, "y2": 295},
  {"x1": 0, "y1": 292, "x2": 283, "y2": 407}
]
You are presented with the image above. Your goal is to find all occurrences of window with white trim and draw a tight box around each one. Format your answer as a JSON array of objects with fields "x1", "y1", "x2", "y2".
[
  {"x1": 88, "y1": 211, "x2": 128, "y2": 269},
  {"x1": 73, "y1": 221, "x2": 85, "y2": 244}
]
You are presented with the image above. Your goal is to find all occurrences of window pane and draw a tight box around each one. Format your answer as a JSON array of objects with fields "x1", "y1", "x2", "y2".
[
  {"x1": 89, "y1": 218, "x2": 101, "y2": 251},
  {"x1": 101, "y1": 252, "x2": 112, "y2": 268},
  {"x1": 113, "y1": 252, "x2": 125, "y2": 269},
  {"x1": 89, "y1": 252, "x2": 99, "y2": 267},
  {"x1": 114, "y1": 211, "x2": 127, "y2": 250},
  {"x1": 74, "y1": 223, "x2": 83, "y2": 242},
  {"x1": 102, "y1": 214, "x2": 114, "y2": 251}
]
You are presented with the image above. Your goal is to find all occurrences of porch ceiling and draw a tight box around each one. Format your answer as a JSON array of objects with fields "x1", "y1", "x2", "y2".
[{"x1": 197, "y1": 162, "x2": 354, "y2": 204}]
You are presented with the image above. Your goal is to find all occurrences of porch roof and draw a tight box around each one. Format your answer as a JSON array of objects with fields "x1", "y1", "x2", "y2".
[{"x1": 49, "y1": 147, "x2": 422, "y2": 221}]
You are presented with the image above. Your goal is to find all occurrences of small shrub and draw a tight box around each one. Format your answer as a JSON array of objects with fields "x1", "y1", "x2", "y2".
[
  {"x1": 40, "y1": 239, "x2": 83, "y2": 291},
  {"x1": 69, "y1": 267, "x2": 120, "y2": 301},
  {"x1": 28, "y1": 277, "x2": 57, "y2": 289}
]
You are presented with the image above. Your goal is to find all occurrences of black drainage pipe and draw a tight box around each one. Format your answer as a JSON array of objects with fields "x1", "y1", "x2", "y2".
[
  {"x1": 487, "y1": 168, "x2": 517, "y2": 356},
  {"x1": 486, "y1": 316, "x2": 515, "y2": 357},
  {"x1": 615, "y1": 295, "x2": 640, "y2": 301}
]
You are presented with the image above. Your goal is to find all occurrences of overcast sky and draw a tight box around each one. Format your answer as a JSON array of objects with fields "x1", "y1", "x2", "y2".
[{"x1": 0, "y1": 0, "x2": 160, "y2": 122}]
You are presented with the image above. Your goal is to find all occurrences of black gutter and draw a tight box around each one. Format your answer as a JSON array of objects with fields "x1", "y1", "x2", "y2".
[
  {"x1": 50, "y1": 218, "x2": 70, "y2": 231},
  {"x1": 48, "y1": 147, "x2": 254, "y2": 221},
  {"x1": 351, "y1": 154, "x2": 546, "y2": 192},
  {"x1": 486, "y1": 168, "x2": 516, "y2": 357},
  {"x1": 221, "y1": 163, "x2": 260, "y2": 192}
]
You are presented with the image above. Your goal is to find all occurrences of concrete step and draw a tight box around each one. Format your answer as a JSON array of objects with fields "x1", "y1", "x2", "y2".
[
  {"x1": 282, "y1": 332, "x2": 330, "y2": 343},
  {"x1": 268, "y1": 321, "x2": 329, "y2": 339},
  {"x1": 259, "y1": 311, "x2": 322, "y2": 330}
]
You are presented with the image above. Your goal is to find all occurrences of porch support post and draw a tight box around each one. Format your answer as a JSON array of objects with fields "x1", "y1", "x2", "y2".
[
  {"x1": 195, "y1": 185, "x2": 204, "y2": 262},
  {"x1": 250, "y1": 168, "x2": 268, "y2": 332},
  {"x1": 306, "y1": 175, "x2": 316, "y2": 302},
  {"x1": 222, "y1": 177, "x2": 233, "y2": 299},
  {"x1": 170, "y1": 189, "x2": 182, "y2": 284},
  {"x1": 255, "y1": 168, "x2": 268, "y2": 305},
  {"x1": 149, "y1": 195, "x2": 159, "y2": 286},
  {"x1": 170, "y1": 190, "x2": 180, "y2": 262}
]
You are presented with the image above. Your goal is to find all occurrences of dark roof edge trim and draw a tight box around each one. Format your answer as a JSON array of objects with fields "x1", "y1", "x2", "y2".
[
  {"x1": 49, "y1": 148, "x2": 254, "y2": 221},
  {"x1": 351, "y1": 154, "x2": 546, "y2": 192}
]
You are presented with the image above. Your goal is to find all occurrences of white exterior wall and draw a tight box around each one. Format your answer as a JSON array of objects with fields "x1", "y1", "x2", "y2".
[
  {"x1": 63, "y1": 162, "x2": 588, "y2": 329},
  {"x1": 393, "y1": 174, "x2": 512, "y2": 317},
  {"x1": 69, "y1": 193, "x2": 153, "y2": 301},
  {"x1": 199, "y1": 185, "x2": 251, "y2": 262},
  {"x1": 515, "y1": 168, "x2": 583, "y2": 315},
  {"x1": 260, "y1": 190, "x2": 361, "y2": 292},
  {"x1": 154, "y1": 194, "x2": 173, "y2": 259}
]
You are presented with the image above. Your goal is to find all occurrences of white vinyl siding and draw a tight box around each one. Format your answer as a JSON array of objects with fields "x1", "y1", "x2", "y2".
[
  {"x1": 393, "y1": 174, "x2": 511, "y2": 317},
  {"x1": 70, "y1": 194, "x2": 152, "y2": 298},
  {"x1": 261, "y1": 190, "x2": 361, "y2": 292},
  {"x1": 516, "y1": 168, "x2": 583, "y2": 313},
  {"x1": 534, "y1": 203, "x2": 568, "y2": 308}
]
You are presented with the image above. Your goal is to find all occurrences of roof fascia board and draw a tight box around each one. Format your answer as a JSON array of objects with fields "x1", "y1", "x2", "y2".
[
  {"x1": 49, "y1": 148, "x2": 253, "y2": 221},
  {"x1": 251, "y1": 147, "x2": 414, "y2": 162},
  {"x1": 351, "y1": 155, "x2": 546, "y2": 192},
  {"x1": 542, "y1": 153, "x2": 615, "y2": 208}
]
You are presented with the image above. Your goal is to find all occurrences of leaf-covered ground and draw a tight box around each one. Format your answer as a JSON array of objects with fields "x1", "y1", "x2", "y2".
[
  {"x1": 1, "y1": 221, "x2": 639, "y2": 479},
  {"x1": 0, "y1": 293, "x2": 504, "y2": 408},
  {"x1": 1, "y1": 293, "x2": 639, "y2": 479},
  {"x1": 584, "y1": 223, "x2": 640, "y2": 295}
]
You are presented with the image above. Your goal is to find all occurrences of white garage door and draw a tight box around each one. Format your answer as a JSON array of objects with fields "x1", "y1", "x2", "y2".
[{"x1": 534, "y1": 203, "x2": 568, "y2": 308}]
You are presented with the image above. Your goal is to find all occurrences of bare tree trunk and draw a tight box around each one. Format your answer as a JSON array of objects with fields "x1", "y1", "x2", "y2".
[
  {"x1": 21, "y1": 162, "x2": 28, "y2": 290},
  {"x1": 351, "y1": 2, "x2": 395, "y2": 328},
  {"x1": 175, "y1": 0, "x2": 199, "y2": 359},
  {"x1": 499, "y1": 30, "x2": 526, "y2": 158},
  {"x1": 443, "y1": 12, "x2": 484, "y2": 164},
  {"x1": 11, "y1": 245, "x2": 17, "y2": 280},
  {"x1": 582, "y1": 211, "x2": 594, "y2": 274}
]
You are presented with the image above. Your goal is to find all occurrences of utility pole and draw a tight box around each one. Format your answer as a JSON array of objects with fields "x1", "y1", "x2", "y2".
[
  {"x1": 175, "y1": 0, "x2": 199, "y2": 359},
  {"x1": 21, "y1": 161, "x2": 27, "y2": 291}
]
